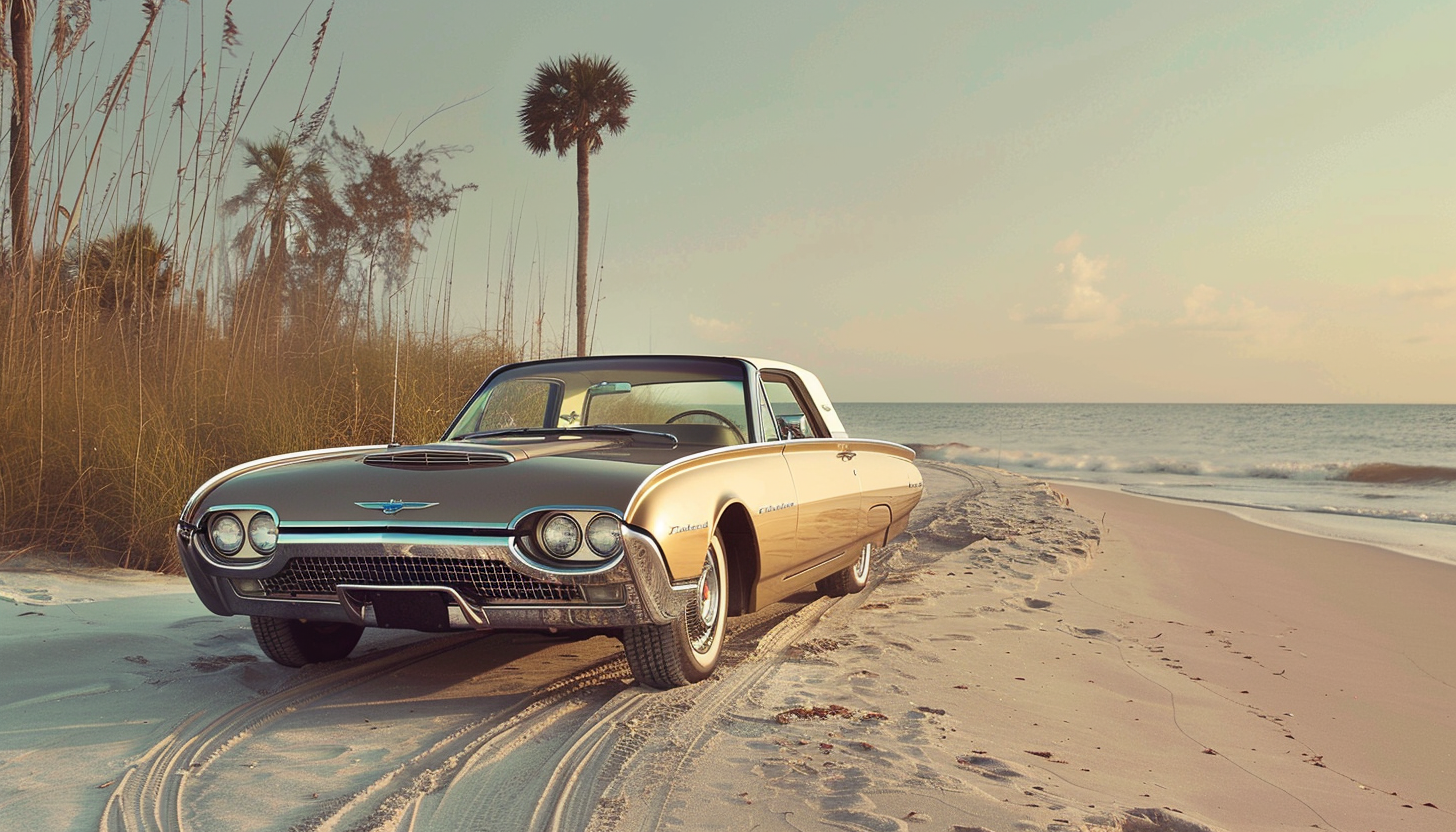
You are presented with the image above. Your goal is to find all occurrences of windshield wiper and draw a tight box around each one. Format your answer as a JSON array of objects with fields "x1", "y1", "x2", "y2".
[
  {"x1": 452, "y1": 428, "x2": 547, "y2": 440},
  {"x1": 452, "y1": 425, "x2": 678, "y2": 447}
]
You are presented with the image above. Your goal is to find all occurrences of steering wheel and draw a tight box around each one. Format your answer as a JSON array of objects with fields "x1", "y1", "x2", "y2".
[{"x1": 665, "y1": 410, "x2": 747, "y2": 444}]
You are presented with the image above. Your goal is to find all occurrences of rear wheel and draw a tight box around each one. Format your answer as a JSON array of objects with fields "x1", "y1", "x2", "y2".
[
  {"x1": 251, "y1": 616, "x2": 364, "y2": 667},
  {"x1": 818, "y1": 541, "x2": 873, "y2": 597},
  {"x1": 622, "y1": 531, "x2": 729, "y2": 688}
]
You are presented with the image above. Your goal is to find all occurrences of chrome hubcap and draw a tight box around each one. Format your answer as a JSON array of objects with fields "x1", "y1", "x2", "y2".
[{"x1": 690, "y1": 553, "x2": 721, "y2": 654}]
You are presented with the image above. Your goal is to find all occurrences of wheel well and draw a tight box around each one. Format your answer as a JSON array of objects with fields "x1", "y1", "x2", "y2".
[
  {"x1": 868, "y1": 504, "x2": 893, "y2": 545},
  {"x1": 715, "y1": 503, "x2": 760, "y2": 615}
]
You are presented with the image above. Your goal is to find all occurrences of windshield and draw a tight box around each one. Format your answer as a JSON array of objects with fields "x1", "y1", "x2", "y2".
[{"x1": 445, "y1": 357, "x2": 752, "y2": 447}]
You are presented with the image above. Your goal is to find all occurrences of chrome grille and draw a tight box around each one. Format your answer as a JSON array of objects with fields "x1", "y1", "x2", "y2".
[{"x1": 260, "y1": 556, "x2": 581, "y2": 603}]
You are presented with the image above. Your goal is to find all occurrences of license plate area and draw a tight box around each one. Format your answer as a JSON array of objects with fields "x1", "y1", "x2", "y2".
[{"x1": 366, "y1": 589, "x2": 452, "y2": 631}]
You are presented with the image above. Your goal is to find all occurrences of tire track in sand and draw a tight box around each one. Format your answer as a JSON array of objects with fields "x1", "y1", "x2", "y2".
[
  {"x1": 97, "y1": 607, "x2": 814, "y2": 832},
  {"x1": 339, "y1": 605, "x2": 810, "y2": 832},
  {"x1": 98, "y1": 633, "x2": 481, "y2": 832},
  {"x1": 583, "y1": 463, "x2": 986, "y2": 832}
]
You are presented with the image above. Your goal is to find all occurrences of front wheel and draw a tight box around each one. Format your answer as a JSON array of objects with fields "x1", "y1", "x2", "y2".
[
  {"x1": 818, "y1": 542, "x2": 874, "y2": 597},
  {"x1": 622, "y1": 532, "x2": 729, "y2": 688},
  {"x1": 251, "y1": 616, "x2": 364, "y2": 667}
]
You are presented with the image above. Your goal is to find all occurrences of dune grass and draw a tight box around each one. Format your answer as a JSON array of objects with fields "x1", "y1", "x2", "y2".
[
  {"x1": 0, "y1": 3, "x2": 547, "y2": 571},
  {"x1": 0, "y1": 282, "x2": 518, "y2": 571}
]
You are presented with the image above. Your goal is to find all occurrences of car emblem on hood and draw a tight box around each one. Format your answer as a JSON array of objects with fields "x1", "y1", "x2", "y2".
[{"x1": 355, "y1": 500, "x2": 439, "y2": 515}]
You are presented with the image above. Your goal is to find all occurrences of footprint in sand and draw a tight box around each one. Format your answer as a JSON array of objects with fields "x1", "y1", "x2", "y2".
[
  {"x1": 4, "y1": 586, "x2": 57, "y2": 604},
  {"x1": 1065, "y1": 626, "x2": 1120, "y2": 643},
  {"x1": 954, "y1": 754, "x2": 1024, "y2": 781}
]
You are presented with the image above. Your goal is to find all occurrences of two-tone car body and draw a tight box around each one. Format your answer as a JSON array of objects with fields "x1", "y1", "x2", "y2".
[{"x1": 177, "y1": 355, "x2": 923, "y2": 687}]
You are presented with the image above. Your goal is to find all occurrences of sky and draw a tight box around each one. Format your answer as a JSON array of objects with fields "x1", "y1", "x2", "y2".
[{"x1": 114, "y1": 1, "x2": 1456, "y2": 402}]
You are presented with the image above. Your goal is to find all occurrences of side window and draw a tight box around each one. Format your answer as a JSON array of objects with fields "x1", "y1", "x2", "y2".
[
  {"x1": 758, "y1": 394, "x2": 780, "y2": 441},
  {"x1": 762, "y1": 378, "x2": 821, "y2": 439}
]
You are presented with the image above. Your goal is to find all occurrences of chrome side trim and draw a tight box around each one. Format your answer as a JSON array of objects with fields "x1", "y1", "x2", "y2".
[
  {"x1": 622, "y1": 443, "x2": 773, "y2": 519},
  {"x1": 284, "y1": 520, "x2": 513, "y2": 530},
  {"x1": 278, "y1": 532, "x2": 515, "y2": 547},
  {"x1": 621, "y1": 437, "x2": 914, "y2": 522}
]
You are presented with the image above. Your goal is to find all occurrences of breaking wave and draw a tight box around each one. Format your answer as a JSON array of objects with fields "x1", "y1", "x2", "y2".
[
  {"x1": 908, "y1": 442, "x2": 1456, "y2": 527},
  {"x1": 908, "y1": 442, "x2": 1456, "y2": 487},
  {"x1": 1338, "y1": 463, "x2": 1456, "y2": 486}
]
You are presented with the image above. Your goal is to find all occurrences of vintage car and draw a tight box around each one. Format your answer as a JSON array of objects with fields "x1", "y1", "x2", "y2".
[{"x1": 177, "y1": 355, "x2": 923, "y2": 688}]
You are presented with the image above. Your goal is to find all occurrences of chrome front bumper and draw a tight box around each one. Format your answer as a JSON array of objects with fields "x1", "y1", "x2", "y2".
[{"x1": 178, "y1": 525, "x2": 698, "y2": 631}]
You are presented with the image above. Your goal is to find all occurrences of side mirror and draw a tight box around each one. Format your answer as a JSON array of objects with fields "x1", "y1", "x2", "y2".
[{"x1": 777, "y1": 414, "x2": 807, "y2": 439}]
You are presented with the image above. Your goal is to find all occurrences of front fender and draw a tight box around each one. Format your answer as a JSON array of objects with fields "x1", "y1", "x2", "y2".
[{"x1": 625, "y1": 445, "x2": 797, "y2": 582}]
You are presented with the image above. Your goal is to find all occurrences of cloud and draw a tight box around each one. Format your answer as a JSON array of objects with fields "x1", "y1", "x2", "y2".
[
  {"x1": 1060, "y1": 252, "x2": 1121, "y2": 326},
  {"x1": 1013, "y1": 239, "x2": 1125, "y2": 338},
  {"x1": 1053, "y1": 232, "x2": 1084, "y2": 255},
  {"x1": 1174, "y1": 284, "x2": 1293, "y2": 341},
  {"x1": 689, "y1": 313, "x2": 745, "y2": 343},
  {"x1": 1382, "y1": 273, "x2": 1456, "y2": 308}
]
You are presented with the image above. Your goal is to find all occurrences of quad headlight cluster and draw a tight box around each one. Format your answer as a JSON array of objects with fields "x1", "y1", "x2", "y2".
[
  {"x1": 204, "y1": 508, "x2": 278, "y2": 560},
  {"x1": 532, "y1": 511, "x2": 623, "y2": 563}
]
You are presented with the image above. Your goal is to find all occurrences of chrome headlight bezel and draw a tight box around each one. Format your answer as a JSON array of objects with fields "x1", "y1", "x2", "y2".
[
  {"x1": 519, "y1": 508, "x2": 628, "y2": 568},
  {"x1": 199, "y1": 506, "x2": 280, "y2": 562}
]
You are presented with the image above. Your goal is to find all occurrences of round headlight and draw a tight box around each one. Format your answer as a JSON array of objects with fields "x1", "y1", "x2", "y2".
[
  {"x1": 585, "y1": 514, "x2": 622, "y2": 557},
  {"x1": 248, "y1": 513, "x2": 278, "y2": 553},
  {"x1": 210, "y1": 513, "x2": 245, "y2": 555},
  {"x1": 540, "y1": 514, "x2": 582, "y2": 558}
]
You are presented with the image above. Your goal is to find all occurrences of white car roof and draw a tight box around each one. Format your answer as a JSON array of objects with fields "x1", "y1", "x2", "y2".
[{"x1": 736, "y1": 356, "x2": 848, "y2": 439}]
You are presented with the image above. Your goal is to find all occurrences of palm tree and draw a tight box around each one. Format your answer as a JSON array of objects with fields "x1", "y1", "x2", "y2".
[
  {"x1": 519, "y1": 54, "x2": 633, "y2": 357},
  {"x1": 223, "y1": 135, "x2": 329, "y2": 333},
  {"x1": 75, "y1": 222, "x2": 175, "y2": 317},
  {"x1": 6, "y1": 0, "x2": 37, "y2": 275}
]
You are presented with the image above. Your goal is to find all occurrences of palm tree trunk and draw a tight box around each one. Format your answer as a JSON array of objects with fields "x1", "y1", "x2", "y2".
[
  {"x1": 575, "y1": 140, "x2": 590, "y2": 357},
  {"x1": 7, "y1": 0, "x2": 35, "y2": 277}
]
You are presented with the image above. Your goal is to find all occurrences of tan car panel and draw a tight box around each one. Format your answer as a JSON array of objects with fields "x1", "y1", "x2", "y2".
[{"x1": 625, "y1": 439, "x2": 919, "y2": 593}]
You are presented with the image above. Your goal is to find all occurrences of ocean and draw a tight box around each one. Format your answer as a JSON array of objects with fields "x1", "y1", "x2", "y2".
[{"x1": 838, "y1": 403, "x2": 1456, "y2": 566}]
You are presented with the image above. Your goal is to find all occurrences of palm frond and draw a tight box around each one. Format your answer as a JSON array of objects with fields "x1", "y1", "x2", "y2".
[{"x1": 517, "y1": 54, "x2": 635, "y2": 158}]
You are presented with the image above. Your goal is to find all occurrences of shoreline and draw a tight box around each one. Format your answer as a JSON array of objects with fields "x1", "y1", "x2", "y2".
[{"x1": 1042, "y1": 475, "x2": 1456, "y2": 568}]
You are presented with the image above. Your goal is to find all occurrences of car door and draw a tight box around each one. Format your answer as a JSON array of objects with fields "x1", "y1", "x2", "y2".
[{"x1": 761, "y1": 374, "x2": 863, "y2": 582}]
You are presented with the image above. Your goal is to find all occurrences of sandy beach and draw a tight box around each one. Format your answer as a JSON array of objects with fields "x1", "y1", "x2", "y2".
[
  {"x1": 1054, "y1": 484, "x2": 1456, "y2": 830},
  {"x1": 2, "y1": 462, "x2": 1451, "y2": 831}
]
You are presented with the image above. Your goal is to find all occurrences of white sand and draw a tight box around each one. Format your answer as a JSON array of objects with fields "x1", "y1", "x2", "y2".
[{"x1": 2, "y1": 464, "x2": 1450, "y2": 831}]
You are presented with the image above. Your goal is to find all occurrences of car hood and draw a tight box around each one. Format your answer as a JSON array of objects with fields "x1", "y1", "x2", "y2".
[{"x1": 192, "y1": 439, "x2": 668, "y2": 526}]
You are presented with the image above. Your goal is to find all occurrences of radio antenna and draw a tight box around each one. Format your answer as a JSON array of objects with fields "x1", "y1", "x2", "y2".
[{"x1": 390, "y1": 326, "x2": 400, "y2": 445}]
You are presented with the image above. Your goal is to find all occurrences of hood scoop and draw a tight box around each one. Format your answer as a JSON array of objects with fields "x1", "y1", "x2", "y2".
[{"x1": 363, "y1": 446, "x2": 516, "y2": 469}]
